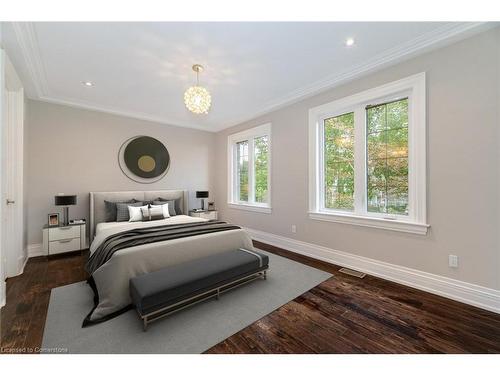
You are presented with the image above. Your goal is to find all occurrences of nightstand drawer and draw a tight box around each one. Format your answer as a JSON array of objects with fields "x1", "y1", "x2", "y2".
[
  {"x1": 201, "y1": 211, "x2": 217, "y2": 220},
  {"x1": 190, "y1": 210, "x2": 218, "y2": 220},
  {"x1": 43, "y1": 223, "x2": 86, "y2": 256},
  {"x1": 49, "y1": 238, "x2": 81, "y2": 255},
  {"x1": 49, "y1": 226, "x2": 80, "y2": 241}
]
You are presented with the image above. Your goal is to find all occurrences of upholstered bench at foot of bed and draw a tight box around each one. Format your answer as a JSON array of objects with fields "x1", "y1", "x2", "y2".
[{"x1": 129, "y1": 248, "x2": 269, "y2": 331}]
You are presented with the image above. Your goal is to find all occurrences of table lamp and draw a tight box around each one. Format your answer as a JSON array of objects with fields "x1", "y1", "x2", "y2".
[
  {"x1": 55, "y1": 194, "x2": 77, "y2": 226},
  {"x1": 196, "y1": 191, "x2": 209, "y2": 211}
]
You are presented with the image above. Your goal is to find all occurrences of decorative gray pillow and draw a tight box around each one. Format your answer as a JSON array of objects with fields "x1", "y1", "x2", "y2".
[
  {"x1": 116, "y1": 201, "x2": 143, "y2": 222},
  {"x1": 104, "y1": 199, "x2": 136, "y2": 222},
  {"x1": 154, "y1": 197, "x2": 181, "y2": 215}
]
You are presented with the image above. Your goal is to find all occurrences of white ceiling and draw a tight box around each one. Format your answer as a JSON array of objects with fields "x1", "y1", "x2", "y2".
[{"x1": 1, "y1": 22, "x2": 493, "y2": 132}]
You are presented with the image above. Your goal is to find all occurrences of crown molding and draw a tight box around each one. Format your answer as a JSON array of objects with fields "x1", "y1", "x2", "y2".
[
  {"x1": 220, "y1": 22, "x2": 496, "y2": 130},
  {"x1": 35, "y1": 95, "x2": 216, "y2": 133},
  {"x1": 12, "y1": 22, "x2": 50, "y2": 97},
  {"x1": 12, "y1": 21, "x2": 497, "y2": 133}
]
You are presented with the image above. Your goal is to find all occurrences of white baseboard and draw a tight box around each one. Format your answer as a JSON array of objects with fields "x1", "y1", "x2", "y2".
[
  {"x1": 246, "y1": 227, "x2": 500, "y2": 314},
  {"x1": 27, "y1": 243, "x2": 45, "y2": 258},
  {"x1": 0, "y1": 279, "x2": 5, "y2": 308},
  {"x1": 27, "y1": 241, "x2": 89, "y2": 258},
  {"x1": 17, "y1": 254, "x2": 28, "y2": 276},
  {"x1": 3, "y1": 255, "x2": 28, "y2": 279}
]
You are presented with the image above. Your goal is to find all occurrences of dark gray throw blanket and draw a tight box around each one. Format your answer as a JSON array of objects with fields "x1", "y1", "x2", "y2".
[{"x1": 85, "y1": 221, "x2": 241, "y2": 275}]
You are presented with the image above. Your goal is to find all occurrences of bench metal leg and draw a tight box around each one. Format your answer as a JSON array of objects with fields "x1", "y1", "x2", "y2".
[
  {"x1": 143, "y1": 318, "x2": 148, "y2": 332},
  {"x1": 216, "y1": 288, "x2": 220, "y2": 300},
  {"x1": 263, "y1": 270, "x2": 267, "y2": 280}
]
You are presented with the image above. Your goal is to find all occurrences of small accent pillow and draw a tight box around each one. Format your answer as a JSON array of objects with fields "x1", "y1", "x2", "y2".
[
  {"x1": 150, "y1": 203, "x2": 170, "y2": 219},
  {"x1": 116, "y1": 201, "x2": 143, "y2": 222},
  {"x1": 140, "y1": 205, "x2": 169, "y2": 221},
  {"x1": 129, "y1": 205, "x2": 149, "y2": 222},
  {"x1": 150, "y1": 206, "x2": 165, "y2": 221},
  {"x1": 140, "y1": 206, "x2": 150, "y2": 221}
]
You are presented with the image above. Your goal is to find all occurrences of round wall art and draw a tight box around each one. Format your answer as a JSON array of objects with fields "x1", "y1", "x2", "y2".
[{"x1": 118, "y1": 136, "x2": 170, "y2": 183}]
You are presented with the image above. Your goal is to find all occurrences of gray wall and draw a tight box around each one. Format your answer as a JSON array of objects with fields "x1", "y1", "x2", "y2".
[
  {"x1": 214, "y1": 28, "x2": 500, "y2": 289},
  {"x1": 25, "y1": 100, "x2": 215, "y2": 244}
]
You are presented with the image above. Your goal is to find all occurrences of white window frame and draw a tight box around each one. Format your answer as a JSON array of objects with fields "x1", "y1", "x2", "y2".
[
  {"x1": 308, "y1": 73, "x2": 429, "y2": 235},
  {"x1": 227, "y1": 123, "x2": 272, "y2": 214}
]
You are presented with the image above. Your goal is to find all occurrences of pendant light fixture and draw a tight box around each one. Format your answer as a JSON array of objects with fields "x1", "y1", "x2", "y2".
[{"x1": 184, "y1": 64, "x2": 211, "y2": 114}]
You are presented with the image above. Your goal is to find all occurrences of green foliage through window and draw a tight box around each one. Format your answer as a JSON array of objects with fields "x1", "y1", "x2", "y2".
[
  {"x1": 324, "y1": 112, "x2": 355, "y2": 211},
  {"x1": 236, "y1": 141, "x2": 249, "y2": 202},
  {"x1": 254, "y1": 136, "x2": 269, "y2": 203},
  {"x1": 366, "y1": 98, "x2": 409, "y2": 215}
]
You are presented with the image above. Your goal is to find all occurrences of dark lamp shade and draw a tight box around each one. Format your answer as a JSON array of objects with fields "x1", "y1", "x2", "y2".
[
  {"x1": 196, "y1": 191, "x2": 209, "y2": 199},
  {"x1": 54, "y1": 195, "x2": 77, "y2": 206}
]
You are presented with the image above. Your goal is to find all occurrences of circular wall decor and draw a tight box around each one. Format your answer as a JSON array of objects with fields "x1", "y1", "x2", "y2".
[{"x1": 118, "y1": 136, "x2": 170, "y2": 183}]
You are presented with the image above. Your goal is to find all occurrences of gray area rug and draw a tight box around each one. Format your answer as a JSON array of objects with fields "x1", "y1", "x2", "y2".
[{"x1": 42, "y1": 250, "x2": 331, "y2": 353}]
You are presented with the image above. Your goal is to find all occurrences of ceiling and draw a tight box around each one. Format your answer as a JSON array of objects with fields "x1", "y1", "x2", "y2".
[{"x1": 1, "y1": 22, "x2": 492, "y2": 132}]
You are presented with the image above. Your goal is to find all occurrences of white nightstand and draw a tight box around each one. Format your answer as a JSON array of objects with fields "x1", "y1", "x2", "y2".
[
  {"x1": 189, "y1": 210, "x2": 218, "y2": 221},
  {"x1": 42, "y1": 223, "x2": 87, "y2": 256}
]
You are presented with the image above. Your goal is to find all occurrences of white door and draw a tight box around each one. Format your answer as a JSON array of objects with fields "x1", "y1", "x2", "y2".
[
  {"x1": 1, "y1": 50, "x2": 24, "y2": 285},
  {"x1": 3, "y1": 91, "x2": 24, "y2": 278},
  {"x1": 0, "y1": 49, "x2": 5, "y2": 307}
]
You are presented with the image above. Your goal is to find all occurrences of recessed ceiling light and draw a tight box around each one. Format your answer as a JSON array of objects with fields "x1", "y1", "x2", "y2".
[
  {"x1": 345, "y1": 38, "x2": 355, "y2": 47},
  {"x1": 82, "y1": 81, "x2": 94, "y2": 87}
]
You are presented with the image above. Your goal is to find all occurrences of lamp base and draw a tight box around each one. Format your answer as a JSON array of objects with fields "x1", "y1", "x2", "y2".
[
  {"x1": 200, "y1": 199, "x2": 205, "y2": 211},
  {"x1": 63, "y1": 206, "x2": 70, "y2": 226}
]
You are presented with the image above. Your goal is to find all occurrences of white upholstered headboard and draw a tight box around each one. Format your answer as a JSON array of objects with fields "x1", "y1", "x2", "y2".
[{"x1": 89, "y1": 189, "x2": 189, "y2": 241}]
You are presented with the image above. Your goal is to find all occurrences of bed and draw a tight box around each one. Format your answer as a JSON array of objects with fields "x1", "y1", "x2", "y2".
[{"x1": 85, "y1": 190, "x2": 254, "y2": 326}]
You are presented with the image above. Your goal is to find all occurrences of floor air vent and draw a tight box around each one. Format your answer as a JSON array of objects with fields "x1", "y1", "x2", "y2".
[{"x1": 339, "y1": 268, "x2": 366, "y2": 278}]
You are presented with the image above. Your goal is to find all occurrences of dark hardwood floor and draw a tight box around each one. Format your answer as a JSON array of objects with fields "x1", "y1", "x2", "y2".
[
  {"x1": 1, "y1": 242, "x2": 500, "y2": 353},
  {"x1": 1, "y1": 252, "x2": 88, "y2": 353}
]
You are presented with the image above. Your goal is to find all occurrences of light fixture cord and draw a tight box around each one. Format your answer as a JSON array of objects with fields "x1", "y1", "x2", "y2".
[{"x1": 196, "y1": 69, "x2": 199, "y2": 86}]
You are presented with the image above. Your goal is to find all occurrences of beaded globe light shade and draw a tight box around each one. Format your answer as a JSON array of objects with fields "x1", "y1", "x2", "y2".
[{"x1": 184, "y1": 64, "x2": 211, "y2": 114}]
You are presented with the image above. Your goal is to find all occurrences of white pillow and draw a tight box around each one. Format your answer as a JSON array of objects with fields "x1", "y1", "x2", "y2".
[
  {"x1": 150, "y1": 203, "x2": 170, "y2": 219},
  {"x1": 129, "y1": 205, "x2": 148, "y2": 222}
]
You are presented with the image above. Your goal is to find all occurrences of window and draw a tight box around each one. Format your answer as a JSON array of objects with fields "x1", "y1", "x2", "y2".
[
  {"x1": 309, "y1": 73, "x2": 428, "y2": 234},
  {"x1": 324, "y1": 112, "x2": 355, "y2": 211},
  {"x1": 366, "y1": 98, "x2": 409, "y2": 215},
  {"x1": 228, "y1": 124, "x2": 271, "y2": 213},
  {"x1": 254, "y1": 135, "x2": 269, "y2": 203},
  {"x1": 236, "y1": 141, "x2": 249, "y2": 202}
]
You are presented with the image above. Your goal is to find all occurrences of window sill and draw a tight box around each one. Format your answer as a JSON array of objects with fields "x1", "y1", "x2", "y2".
[
  {"x1": 309, "y1": 211, "x2": 429, "y2": 235},
  {"x1": 228, "y1": 203, "x2": 272, "y2": 214}
]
